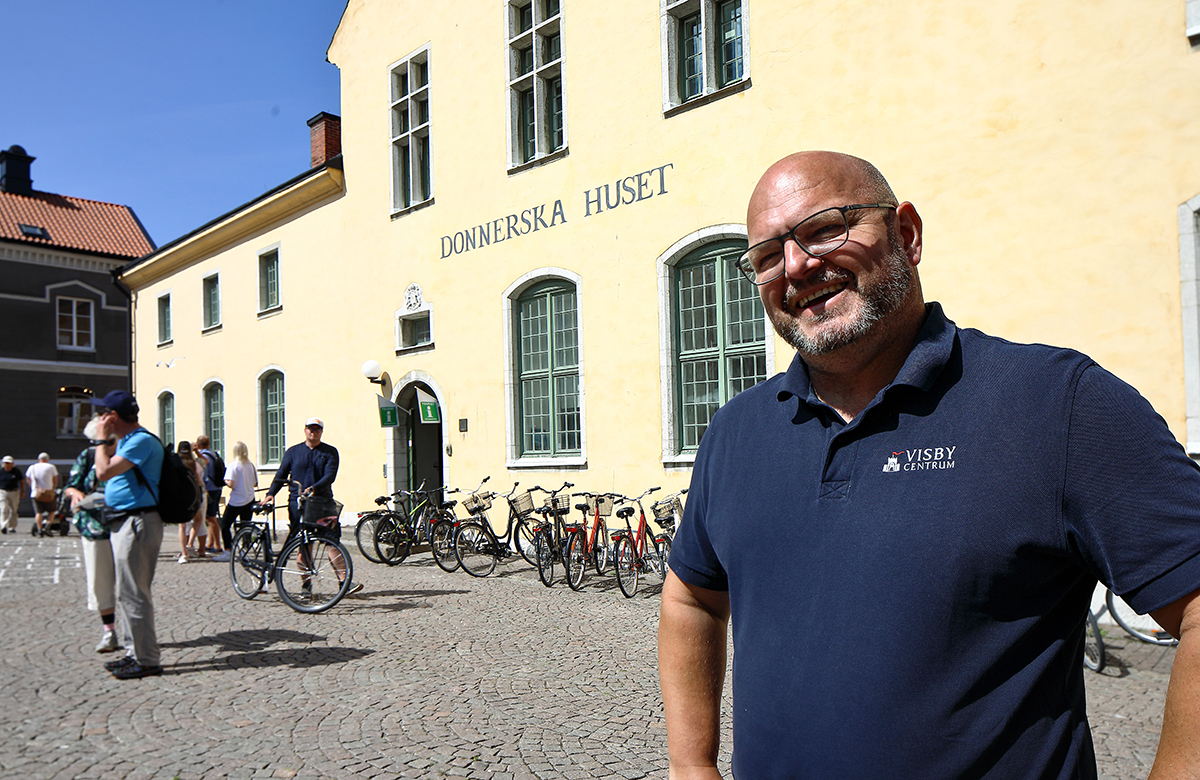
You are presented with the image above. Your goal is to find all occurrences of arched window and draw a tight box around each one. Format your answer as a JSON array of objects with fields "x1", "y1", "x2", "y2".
[
  {"x1": 203, "y1": 382, "x2": 225, "y2": 457},
  {"x1": 659, "y1": 228, "x2": 771, "y2": 461},
  {"x1": 158, "y1": 392, "x2": 175, "y2": 448},
  {"x1": 260, "y1": 371, "x2": 286, "y2": 464}
]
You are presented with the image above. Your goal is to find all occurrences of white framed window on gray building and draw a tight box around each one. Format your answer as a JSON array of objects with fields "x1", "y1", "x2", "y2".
[
  {"x1": 660, "y1": 0, "x2": 748, "y2": 113},
  {"x1": 507, "y1": 0, "x2": 565, "y2": 169},
  {"x1": 259, "y1": 246, "x2": 281, "y2": 315},
  {"x1": 56, "y1": 296, "x2": 94, "y2": 350},
  {"x1": 390, "y1": 46, "x2": 432, "y2": 214},
  {"x1": 57, "y1": 386, "x2": 92, "y2": 438},
  {"x1": 202, "y1": 273, "x2": 221, "y2": 331},
  {"x1": 157, "y1": 292, "x2": 172, "y2": 345}
]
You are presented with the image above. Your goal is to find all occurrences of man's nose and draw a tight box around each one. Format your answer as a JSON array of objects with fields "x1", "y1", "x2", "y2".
[{"x1": 782, "y1": 238, "x2": 823, "y2": 280}]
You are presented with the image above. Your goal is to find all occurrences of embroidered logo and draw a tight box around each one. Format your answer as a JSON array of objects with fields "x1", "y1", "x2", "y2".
[{"x1": 883, "y1": 446, "x2": 957, "y2": 473}]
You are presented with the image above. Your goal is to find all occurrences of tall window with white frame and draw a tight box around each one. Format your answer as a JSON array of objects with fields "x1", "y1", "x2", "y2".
[
  {"x1": 204, "y1": 383, "x2": 225, "y2": 457},
  {"x1": 675, "y1": 240, "x2": 765, "y2": 451},
  {"x1": 158, "y1": 392, "x2": 175, "y2": 449},
  {"x1": 261, "y1": 371, "x2": 286, "y2": 464},
  {"x1": 390, "y1": 48, "x2": 432, "y2": 213},
  {"x1": 202, "y1": 274, "x2": 220, "y2": 329},
  {"x1": 56, "y1": 297, "x2": 94, "y2": 350},
  {"x1": 508, "y1": 0, "x2": 565, "y2": 167},
  {"x1": 515, "y1": 280, "x2": 580, "y2": 457},
  {"x1": 259, "y1": 249, "x2": 280, "y2": 312},
  {"x1": 157, "y1": 294, "x2": 172, "y2": 344},
  {"x1": 662, "y1": 0, "x2": 746, "y2": 108}
]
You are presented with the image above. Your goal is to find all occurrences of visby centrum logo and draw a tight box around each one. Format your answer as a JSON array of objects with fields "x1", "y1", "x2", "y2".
[{"x1": 882, "y1": 446, "x2": 957, "y2": 473}]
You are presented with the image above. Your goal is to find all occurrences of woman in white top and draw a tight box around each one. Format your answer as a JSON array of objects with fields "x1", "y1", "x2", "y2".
[{"x1": 215, "y1": 441, "x2": 258, "y2": 562}]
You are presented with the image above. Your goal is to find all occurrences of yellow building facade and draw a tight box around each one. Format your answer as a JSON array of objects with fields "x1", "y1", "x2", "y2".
[{"x1": 122, "y1": 0, "x2": 1200, "y2": 520}]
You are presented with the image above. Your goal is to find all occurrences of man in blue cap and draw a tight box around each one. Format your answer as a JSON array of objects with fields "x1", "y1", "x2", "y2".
[{"x1": 90, "y1": 389, "x2": 165, "y2": 679}]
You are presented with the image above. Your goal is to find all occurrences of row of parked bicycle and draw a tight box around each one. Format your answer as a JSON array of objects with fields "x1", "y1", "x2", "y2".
[{"x1": 352, "y1": 477, "x2": 686, "y2": 598}]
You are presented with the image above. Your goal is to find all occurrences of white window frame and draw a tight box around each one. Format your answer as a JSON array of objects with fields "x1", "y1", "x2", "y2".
[
  {"x1": 203, "y1": 380, "x2": 226, "y2": 458},
  {"x1": 657, "y1": 224, "x2": 773, "y2": 465},
  {"x1": 1188, "y1": 0, "x2": 1200, "y2": 45},
  {"x1": 257, "y1": 366, "x2": 287, "y2": 467},
  {"x1": 56, "y1": 296, "x2": 95, "y2": 351},
  {"x1": 158, "y1": 390, "x2": 176, "y2": 449},
  {"x1": 390, "y1": 45, "x2": 433, "y2": 215},
  {"x1": 202, "y1": 272, "x2": 221, "y2": 332},
  {"x1": 502, "y1": 267, "x2": 587, "y2": 468},
  {"x1": 56, "y1": 386, "x2": 93, "y2": 438},
  {"x1": 660, "y1": 0, "x2": 750, "y2": 113},
  {"x1": 157, "y1": 291, "x2": 173, "y2": 345},
  {"x1": 506, "y1": 0, "x2": 566, "y2": 170},
  {"x1": 258, "y1": 244, "x2": 283, "y2": 316},
  {"x1": 396, "y1": 283, "x2": 434, "y2": 354}
]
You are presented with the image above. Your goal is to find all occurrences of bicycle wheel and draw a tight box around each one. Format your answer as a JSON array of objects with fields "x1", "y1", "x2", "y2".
[
  {"x1": 374, "y1": 514, "x2": 412, "y2": 566},
  {"x1": 564, "y1": 529, "x2": 589, "y2": 591},
  {"x1": 1084, "y1": 610, "x2": 1106, "y2": 672},
  {"x1": 355, "y1": 513, "x2": 383, "y2": 564},
  {"x1": 430, "y1": 517, "x2": 460, "y2": 572},
  {"x1": 229, "y1": 526, "x2": 266, "y2": 599},
  {"x1": 455, "y1": 521, "x2": 497, "y2": 577},
  {"x1": 650, "y1": 535, "x2": 672, "y2": 580},
  {"x1": 1105, "y1": 590, "x2": 1179, "y2": 645},
  {"x1": 514, "y1": 517, "x2": 538, "y2": 567},
  {"x1": 275, "y1": 535, "x2": 354, "y2": 613},
  {"x1": 614, "y1": 535, "x2": 638, "y2": 598},
  {"x1": 591, "y1": 519, "x2": 611, "y2": 577},
  {"x1": 535, "y1": 526, "x2": 556, "y2": 587}
]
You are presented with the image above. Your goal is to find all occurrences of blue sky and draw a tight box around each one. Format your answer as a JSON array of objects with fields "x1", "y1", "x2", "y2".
[{"x1": 4, "y1": 2, "x2": 345, "y2": 248}]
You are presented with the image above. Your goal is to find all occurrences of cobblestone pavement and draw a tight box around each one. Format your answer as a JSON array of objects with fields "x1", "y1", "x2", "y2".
[{"x1": 0, "y1": 520, "x2": 1177, "y2": 779}]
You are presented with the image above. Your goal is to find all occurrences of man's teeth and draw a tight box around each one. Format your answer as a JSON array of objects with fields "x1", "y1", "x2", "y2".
[{"x1": 796, "y1": 282, "x2": 847, "y2": 308}]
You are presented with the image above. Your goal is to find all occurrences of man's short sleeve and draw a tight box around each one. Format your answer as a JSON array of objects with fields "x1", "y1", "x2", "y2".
[
  {"x1": 1063, "y1": 364, "x2": 1200, "y2": 614},
  {"x1": 668, "y1": 416, "x2": 731, "y2": 592}
]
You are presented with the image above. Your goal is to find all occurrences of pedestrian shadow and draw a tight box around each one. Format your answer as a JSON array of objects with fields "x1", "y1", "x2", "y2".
[
  {"x1": 161, "y1": 628, "x2": 328, "y2": 653},
  {"x1": 352, "y1": 587, "x2": 472, "y2": 612},
  {"x1": 164, "y1": 645, "x2": 374, "y2": 675}
]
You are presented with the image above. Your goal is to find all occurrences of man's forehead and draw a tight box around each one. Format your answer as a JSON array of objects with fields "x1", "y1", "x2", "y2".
[{"x1": 748, "y1": 154, "x2": 866, "y2": 232}]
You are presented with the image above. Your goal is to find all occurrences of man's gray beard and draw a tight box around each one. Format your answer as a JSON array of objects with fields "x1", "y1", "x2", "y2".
[{"x1": 769, "y1": 244, "x2": 915, "y2": 356}]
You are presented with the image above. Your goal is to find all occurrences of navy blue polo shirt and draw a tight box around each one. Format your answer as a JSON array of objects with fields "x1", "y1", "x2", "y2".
[{"x1": 670, "y1": 303, "x2": 1200, "y2": 779}]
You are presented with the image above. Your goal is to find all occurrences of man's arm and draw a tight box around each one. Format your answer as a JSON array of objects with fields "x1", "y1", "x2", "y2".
[
  {"x1": 659, "y1": 570, "x2": 731, "y2": 780},
  {"x1": 1148, "y1": 588, "x2": 1200, "y2": 778},
  {"x1": 310, "y1": 446, "x2": 339, "y2": 493}
]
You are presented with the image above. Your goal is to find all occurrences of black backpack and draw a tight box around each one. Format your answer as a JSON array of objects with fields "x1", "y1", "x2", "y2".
[
  {"x1": 131, "y1": 431, "x2": 202, "y2": 525},
  {"x1": 203, "y1": 449, "x2": 227, "y2": 484}
]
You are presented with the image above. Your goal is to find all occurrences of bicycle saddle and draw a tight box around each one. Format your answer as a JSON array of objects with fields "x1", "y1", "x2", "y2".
[{"x1": 616, "y1": 507, "x2": 636, "y2": 519}]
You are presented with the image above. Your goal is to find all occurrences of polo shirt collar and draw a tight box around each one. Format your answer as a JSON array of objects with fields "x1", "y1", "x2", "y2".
[{"x1": 776, "y1": 302, "x2": 957, "y2": 408}]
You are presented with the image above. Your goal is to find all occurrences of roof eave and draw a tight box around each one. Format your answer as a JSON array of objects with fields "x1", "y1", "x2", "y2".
[{"x1": 118, "y1": 157, "x2": 345, "y2": 290}]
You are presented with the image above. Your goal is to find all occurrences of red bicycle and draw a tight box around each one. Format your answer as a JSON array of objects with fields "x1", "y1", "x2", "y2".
[
  {"x1": 563, "y1": 492, "x2": 617, "y2": 591},
  {"x1": 610, "y1": 487, "x2": 668, "y2": 598}
]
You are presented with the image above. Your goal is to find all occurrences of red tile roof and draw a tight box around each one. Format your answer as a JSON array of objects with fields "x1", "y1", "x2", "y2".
[{"x1": 0, "y1": 189, "x2": 155, "y2": 259}]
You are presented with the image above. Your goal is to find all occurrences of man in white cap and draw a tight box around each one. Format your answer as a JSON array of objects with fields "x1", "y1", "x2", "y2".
[
  {"x1": 0, "y1": 456, "x2": 25, "y2": 534},
  {"x1": 25, "y1": 452, "x2": 58, "y2": 536}
]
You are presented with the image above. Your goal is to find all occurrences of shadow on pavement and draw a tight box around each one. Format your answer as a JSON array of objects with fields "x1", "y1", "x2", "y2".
[
  {"x1": 162, "y1": 628, "x2": 327, "y2": 652},
  {"x1": 165, "y1": 645, "x2": 374, "y2": 675}
]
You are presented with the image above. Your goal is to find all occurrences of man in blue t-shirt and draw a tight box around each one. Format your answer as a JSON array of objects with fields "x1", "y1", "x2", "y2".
[
  {"x1": 660, "y1": 151, "x2": 1200, "y2": 779},
  {"x1": 91, "y1": 389, "x2": 165, "y2": 680}
]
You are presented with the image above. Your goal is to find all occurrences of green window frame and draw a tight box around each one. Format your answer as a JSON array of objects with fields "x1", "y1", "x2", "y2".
[
  {"x1": 717, "y1": 0, "x2": 743, "y2": 87},
  {"x1": 260, "y1": 372, "x2": 285, "y2": 464},
  {"x1": 508, "y1": 0, "x2": 565, "y2": 167},
  {"x1": 157, "y1": 294, "x2": 172, "y2": 344},
  {"x1": 390, "y1": 48, "x2": 432, "y2": 212},
  {"x1": 675, "y1": 241, "x2": 766, "y2": 451},
  {"x1": 516, "y1": 280, "x2": 580, "y2": 457},
  {"x1": 204, "y1": 383, "x2": 225, "y2": 457}
]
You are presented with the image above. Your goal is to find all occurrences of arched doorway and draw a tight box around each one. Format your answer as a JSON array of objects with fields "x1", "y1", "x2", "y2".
[{"x1": 391, "y1": 381, "x2": 444, "y2": 495}]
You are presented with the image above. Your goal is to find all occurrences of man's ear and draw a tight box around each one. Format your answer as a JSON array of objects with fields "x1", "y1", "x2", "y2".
[{"x1": 895, "y1": 202, "x2": 923, "y2": 267}]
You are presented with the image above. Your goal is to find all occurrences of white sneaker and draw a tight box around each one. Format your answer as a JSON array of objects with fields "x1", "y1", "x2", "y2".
[
  {"x1": 95, "y1": 630, "x2": 120, "y2": 653},
  {"x1": 345, "y1": 582, "x2": 364, "y2": 597},
  {"x1": 177, "y1": 554, "x2": 189, "y2": 564}
]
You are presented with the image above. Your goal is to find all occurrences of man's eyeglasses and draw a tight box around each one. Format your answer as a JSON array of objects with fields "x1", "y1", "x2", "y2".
[{"x1": 735, "y1": 203, "x2": 897, "y2": 286}]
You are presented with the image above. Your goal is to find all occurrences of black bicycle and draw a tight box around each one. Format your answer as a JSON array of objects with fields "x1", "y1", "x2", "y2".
[
  {"x1": 228, "y1": 484, "x2": 355, "y2": 613},
  {"x1": 453, "y1": 482, "x2": 540, "y2": 577},
  {"x1": 530, "y1": 482, "x2": 576, "y2": 587}
]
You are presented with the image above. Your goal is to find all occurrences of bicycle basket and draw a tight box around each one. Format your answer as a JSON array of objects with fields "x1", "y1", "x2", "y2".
[
  {"x1": 464, "y1": 492, "x2": 492, "y2": 515},
  {"x1": 512, "y1": 491, "x2": 534, "y2": 516},
  {"x1": 653, "y1": 497, "x2": 683, "y2": 523},
  {"x1": 552, "y1": 494, "x2": 571, "y2": 513},
  {"x1": 301, "y1": 496, "x2": 344, "y2": 530},
  {"x1": 589, "y1": 494, "x2": 614, "y2": 516}
]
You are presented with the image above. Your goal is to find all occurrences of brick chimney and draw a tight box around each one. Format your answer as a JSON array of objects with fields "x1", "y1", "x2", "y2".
[
  {"x1": 0, "y1": 145, "x2": 35, "y2": 195},
  {"x1": 307, "y1": 112, "x2": 341, "y2": 168}
]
